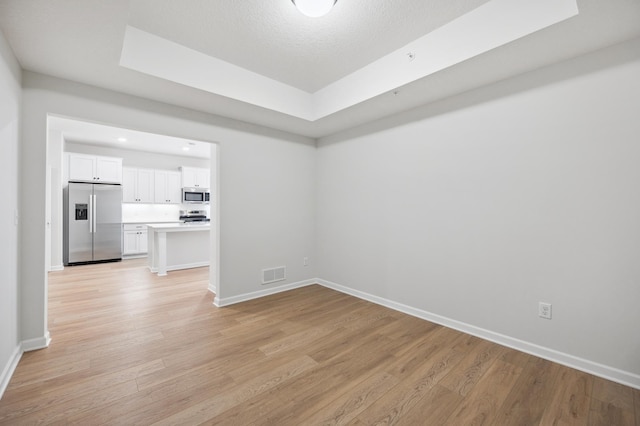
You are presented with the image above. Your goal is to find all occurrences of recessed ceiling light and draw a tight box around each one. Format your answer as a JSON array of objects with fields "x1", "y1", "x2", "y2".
[
  {"x1": 182, "y1": 147, "x2": 190, "y2": 151},
  {"x1": 117, "y1": 137, "x2": 127, "y2": 142}
]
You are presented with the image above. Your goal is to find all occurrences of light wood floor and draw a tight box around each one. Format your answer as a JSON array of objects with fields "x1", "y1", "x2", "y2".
[{"x1": 1, "y1": 259, "x2": 638, "y2": 425}]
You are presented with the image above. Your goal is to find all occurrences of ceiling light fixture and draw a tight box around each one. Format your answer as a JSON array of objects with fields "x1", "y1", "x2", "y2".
[
  {"x1": 117, "y1": 137, "x2": 127, "y2": 142},
  {"x1": 291, "y1": 0, "x2": 337, "y2": 18}
]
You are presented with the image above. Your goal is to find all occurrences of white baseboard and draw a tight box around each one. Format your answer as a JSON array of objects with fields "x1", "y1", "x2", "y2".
[
  {"x1": 0, "y1": 345, "x2": 22, "y2": 400},
  {"x1": 1, "y1": 333, "x2": 51, "y2": 399},
  {"x1": 208, "y1": 282, "x2": 216, "y2": 295},
  {"x1": 21, "y1": 332, "x2": 51, "y2": 352},
  {"x1": 49, "y1": 265, "x2": 64, "y2": 272},
  {"x1": 316, "y1": 278, "x2": 640, "y2": 390},
  {"x1": 214, "y1": 279, "x2": 316, "y2": 307}
]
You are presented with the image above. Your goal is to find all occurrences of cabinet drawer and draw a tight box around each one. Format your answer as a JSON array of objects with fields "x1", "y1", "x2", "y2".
[{"x1": 123, "y1": 224, "x2": 147, "y2": 231}]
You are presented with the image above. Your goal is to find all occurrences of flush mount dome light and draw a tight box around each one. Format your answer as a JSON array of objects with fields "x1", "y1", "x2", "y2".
[{"x1": 291, "y1": 0, "x2": 337, "y2": 17}]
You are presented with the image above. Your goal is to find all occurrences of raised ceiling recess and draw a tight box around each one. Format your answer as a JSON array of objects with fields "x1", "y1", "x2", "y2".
[{"x1": 120, "y1": 0, "x2": 579, "y2": 121}]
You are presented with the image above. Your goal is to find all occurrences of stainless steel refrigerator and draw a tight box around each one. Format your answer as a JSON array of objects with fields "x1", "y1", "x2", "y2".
[{"x1": 64, "y1": 182, "x2": 123, "y2": 265}]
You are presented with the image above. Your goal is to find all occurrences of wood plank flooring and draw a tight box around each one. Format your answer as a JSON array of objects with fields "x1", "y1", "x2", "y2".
[{"x1": 1, "y1": 259, "x2": 638, "y2": 425}]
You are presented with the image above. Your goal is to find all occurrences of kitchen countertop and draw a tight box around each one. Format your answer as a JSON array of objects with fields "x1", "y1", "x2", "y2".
[
  {"x1": 146, "y1": 222, "x2": 211, "y2": 232},
  {"x1": 123, "y1": 221, "x2": 183, "y2": 225}
]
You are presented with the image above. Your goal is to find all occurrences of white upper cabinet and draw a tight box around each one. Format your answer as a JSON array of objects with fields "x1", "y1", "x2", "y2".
[
  {"x1": 181, "y1": 166, "x2": 210, "y2": 188},
  {"x1": 95, "y1": 157, "x2": 123, "y2": 183},
  {"x1": 154, "y1": 170, "x2": 181, "y2": 204},
  {"x1": 122, "y1": 167, "x2": 155, "y2": 203},
  {"x1": 122, "y1": 168, "x2": 136, "y2": 202},
  {"x1": 68, "y1": 153, "x2": 122, "y2": 184},
  {"x1": 68, "y1": 154, "x2": 94, "y2": 181}
]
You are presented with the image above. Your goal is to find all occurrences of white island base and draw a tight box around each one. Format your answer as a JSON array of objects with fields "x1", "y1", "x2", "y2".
[{"x1": 147, "y1": 223, "x2": 210, "y2": 276}]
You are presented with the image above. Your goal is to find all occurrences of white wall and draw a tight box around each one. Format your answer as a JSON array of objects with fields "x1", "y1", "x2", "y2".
[
  {"x1": 317, "y1": 39, "x2": 640, "y2": 384},
  {"x1": 0, "y1": 29, "x2": 21, "y2": 396},
  {"x1": 219, "y1": 128, "x2": 317, "y2": 300},
  {"x1": 20, "y1": 72, "x2": 317, "y2": 344},
  {"x1": 47, "y1": 129, "x2": 64, "y2": 271}
]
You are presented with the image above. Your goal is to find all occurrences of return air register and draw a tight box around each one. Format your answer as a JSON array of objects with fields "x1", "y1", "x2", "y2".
[{"x1": 262, "y1": 266, "x2": 286, "y2": 285}]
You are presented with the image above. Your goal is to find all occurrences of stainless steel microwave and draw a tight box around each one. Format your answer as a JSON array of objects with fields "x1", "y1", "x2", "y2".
[{"x1": 182, "y1": 188, "x2": 210, "y2": 204}]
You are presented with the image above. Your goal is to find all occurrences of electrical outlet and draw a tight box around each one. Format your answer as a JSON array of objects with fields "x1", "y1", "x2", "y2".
[
  {"x1": 538, "y1": 302, "x2": 552, "y2": 319},
  {"x1": 303, "y1": 257, "x2": 309, "y2": 266}
]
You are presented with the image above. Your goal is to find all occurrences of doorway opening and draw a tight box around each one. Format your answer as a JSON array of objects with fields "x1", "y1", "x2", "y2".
[{"x1": 45, "y1": 114, "x2": 221, "y2": 343}]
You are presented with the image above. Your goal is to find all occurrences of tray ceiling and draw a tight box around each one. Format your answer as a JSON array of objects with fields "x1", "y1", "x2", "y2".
[{"x1": 1, "y1": 0, "x2": 639, "y2": 138}]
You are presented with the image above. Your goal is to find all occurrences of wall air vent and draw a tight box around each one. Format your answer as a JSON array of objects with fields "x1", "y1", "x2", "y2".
[{"x1": 262, "y1": 266, "x2": 286, "y2": 285}]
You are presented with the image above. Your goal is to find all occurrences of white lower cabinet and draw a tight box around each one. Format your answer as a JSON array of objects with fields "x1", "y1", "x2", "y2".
[{"x1": 123, "y1": 224, "x2": 148, "y2": 256}]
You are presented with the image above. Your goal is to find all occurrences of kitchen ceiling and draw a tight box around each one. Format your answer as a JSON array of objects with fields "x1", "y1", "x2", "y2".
[
  {"x1": 49, "y1": 116, "x2": 212, "y2": 159},
  {"x1": 1, "y1": 0, "x2": 639, "y2": 138}
]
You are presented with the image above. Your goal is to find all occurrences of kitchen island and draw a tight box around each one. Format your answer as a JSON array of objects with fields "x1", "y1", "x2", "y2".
[{"x1": 147, "y1": 222, "x2": 210, "y2": 276}]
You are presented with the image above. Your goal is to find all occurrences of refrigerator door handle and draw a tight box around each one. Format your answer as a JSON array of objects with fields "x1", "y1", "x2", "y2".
[
  {"x1": 88, "y1": 194, "x2": 94, "y2": 234},
  {"x1": 92, "y1": 194, "x2": 97, "y2": 233}
]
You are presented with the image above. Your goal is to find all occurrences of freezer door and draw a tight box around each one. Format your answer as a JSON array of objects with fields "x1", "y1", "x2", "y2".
[
  {"x1": 67, "y1": 182, "x2": 93, "y2": 263},
  {"x1": 93, "y1": 184, "x2": 123, "y2": 262}
]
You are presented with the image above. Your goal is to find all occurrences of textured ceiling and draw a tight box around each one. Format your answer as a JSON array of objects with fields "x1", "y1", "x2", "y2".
[
  {"x1": 0, "y1": 0, "x2": 639, "y2": 140},
  {"x1": 127, "y1": 0, "x2": 492, "y2": 92}
]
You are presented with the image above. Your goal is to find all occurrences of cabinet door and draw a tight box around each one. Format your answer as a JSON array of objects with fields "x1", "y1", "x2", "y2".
[
  {"x1": 122, "y1": 168, "x2": 138, "y2": 202},
  {"x1": 68, "y1": 154, "x2": 95, "y2": 182},
  {"x1": 155, "y1": 171, "x2": 182, "y2": 204},
  {"x1": 95, "y1": 156, "x2": 122, "y2": 184},
  {"x1": 138, "y1": 231, "x2": 148, "y2": 253},
  {"x1": 123, "y1": 231, "x2": 139, "y2": 254},
  {"x1": 166, "y1": 172, "x2": 182, "y2": 203},
  {"x1": 182, "y1": 167, "x2": 210, "y2": 188},
  {"x1": 195, "y1": 169, "x2": 210, "y2": 188},
  {"x1": 136, "y1": 169, "x2": 155, "y2": 203},
  {"x1": 154, "y1": 171, "x2": 167, "y2": 204},
  {"x1": 181, "y1": 167, "x2": 197, "y2": 188}
]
